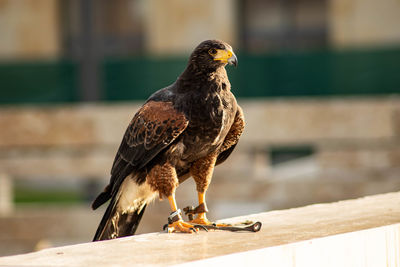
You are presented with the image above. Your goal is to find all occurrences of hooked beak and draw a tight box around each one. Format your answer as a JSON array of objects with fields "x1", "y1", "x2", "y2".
[
  {"x1": 228, "y1": 52, "x2": 238, "y2": 67},
  {"x1": 213, "y1": 48, "x2": 238, "y2": 67}
]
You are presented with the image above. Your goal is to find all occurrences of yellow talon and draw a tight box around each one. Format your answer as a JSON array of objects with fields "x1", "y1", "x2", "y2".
[
  {"x1": 167, "y1": 195, "x2": 198, "y2": 233},
  {"x1": 189, "y1": 219, "x2": 231, "y2": 227},
  {"x1": 189, "y1": 213, "x2": 211, "y2": 225},
  {"x1": 189, "y1": 213, "x2": 231, "y2": 227},
  {"x1": 189, "y1": 218, "x2": 211, "y2": 225},
  {"x1": 168, "y1": 220, "x2": 198, "y2": 233}
]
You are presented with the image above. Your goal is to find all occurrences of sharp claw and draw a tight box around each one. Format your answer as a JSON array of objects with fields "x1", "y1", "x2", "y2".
[
  {"x1": 201, "y1": 225, "x2": 209, "y2": 232},
  {"x1": 193, "y1": 224, "x2": 209, "y2": 232},
  {"x1": 163, "y1": 224, "x2": 168, "y2": 231}
]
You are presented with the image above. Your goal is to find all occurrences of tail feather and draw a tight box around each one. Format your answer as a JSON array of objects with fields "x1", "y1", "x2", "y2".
[
  {"x1": 93, "y1": 197, "x2": 147, "y2": 241},
  {"x1": 92, "y1": 177, "x2": 156, "y2": 241},
  {"x1": 92, "y1": 185, "x2": 111, "y2": 210}
]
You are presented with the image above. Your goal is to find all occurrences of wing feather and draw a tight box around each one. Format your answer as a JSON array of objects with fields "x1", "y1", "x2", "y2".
[
  {"x1": 216, "y1": 105, "x2": 245, "y2": 165},
  {"x1": 109, "y1": 101, "x2": 188, "y2": 194}
]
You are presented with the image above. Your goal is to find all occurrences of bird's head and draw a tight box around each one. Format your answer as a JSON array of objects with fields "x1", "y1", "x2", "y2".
[{"x1": 189, "y1": 40, "x2": 238, "y2": 71}]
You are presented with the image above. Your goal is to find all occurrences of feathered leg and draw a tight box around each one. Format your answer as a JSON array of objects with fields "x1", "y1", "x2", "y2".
[
  {"x1": 147, "y1": 162, "x2": 197, "y2": 233},
  {"x1": 189, "y1": 154, "x2": 217, "y2": 225}
]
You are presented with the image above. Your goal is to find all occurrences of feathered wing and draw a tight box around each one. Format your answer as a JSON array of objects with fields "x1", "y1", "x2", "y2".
[
  {"x1": 216, "y1": 105, "x2": 245, "y2": 165},
  {"x1": 92, "y1": 100, "x2": 188, "y2": 241}
]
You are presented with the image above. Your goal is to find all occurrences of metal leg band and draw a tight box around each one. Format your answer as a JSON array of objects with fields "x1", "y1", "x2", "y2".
[{"x1": 168, "y1": 209, "x2": 182, "y2": 224}]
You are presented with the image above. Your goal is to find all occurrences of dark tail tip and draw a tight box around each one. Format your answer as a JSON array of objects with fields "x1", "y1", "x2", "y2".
[
  {"x1": 93, "y1": 203, "x2": 147, "y2": 241},
  {"x1": 92, "y1": 185, "x2": 111, "y2": 210}
]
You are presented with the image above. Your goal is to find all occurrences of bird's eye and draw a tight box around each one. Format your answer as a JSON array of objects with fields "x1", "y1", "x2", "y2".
[{"x1": 208, "y1": 48, "x2": 217, "y2": 56}]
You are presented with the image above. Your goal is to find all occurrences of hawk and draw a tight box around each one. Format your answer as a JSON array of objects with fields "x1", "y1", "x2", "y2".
[{"x1": 92, "y1": 40, "x2": 244, "y2": 240}]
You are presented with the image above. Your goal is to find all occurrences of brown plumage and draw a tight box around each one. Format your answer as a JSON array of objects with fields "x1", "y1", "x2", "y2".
[{"x1": 92, "y1": 39, "x2": 244, "y2": 240}]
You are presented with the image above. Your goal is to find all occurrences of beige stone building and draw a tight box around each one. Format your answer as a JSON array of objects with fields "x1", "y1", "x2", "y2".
[
  {"x1": 0, "y1": 0, "x2": 399, "y2": 256},
  {"x1": 1, "y1": 0, "x2": 400, "y2": 58}
]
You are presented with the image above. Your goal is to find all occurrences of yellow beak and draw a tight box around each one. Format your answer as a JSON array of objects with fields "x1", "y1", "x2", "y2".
[{"x1": 214, "y1": 49, "x2": 238, "y2": 67}]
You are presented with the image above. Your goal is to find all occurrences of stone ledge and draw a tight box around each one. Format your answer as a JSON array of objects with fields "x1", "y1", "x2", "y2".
[
  {"x1": 0, "y1": 191, "x2": 399, "y2": 266},
  {"x1": 177, "y1": 223, "x2": 400, "y2": 267}
]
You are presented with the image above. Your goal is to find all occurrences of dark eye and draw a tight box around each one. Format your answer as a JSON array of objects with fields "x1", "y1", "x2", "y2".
[{"x1": 208, "y1": 48, "x2": 217, "y2": 56}]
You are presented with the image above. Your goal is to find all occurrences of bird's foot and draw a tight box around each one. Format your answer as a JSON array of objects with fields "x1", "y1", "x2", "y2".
[
  {"x1": 165, "y1": 209, "x2": 199, "y2": 233},
  {"x1": 189, "y1": 217, "x2": 212, "y2": 225},
  {"x1": 167, "y1": 220, "x2": 199, "y2": 233},
  {"x1": 183, "y1": 205, "x2": 232, "y2": 227}
]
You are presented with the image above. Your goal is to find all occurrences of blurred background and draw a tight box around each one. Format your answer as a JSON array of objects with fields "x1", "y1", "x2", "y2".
[{"x1": 0, "y1": 0, "x2": 400, "y2": 256}]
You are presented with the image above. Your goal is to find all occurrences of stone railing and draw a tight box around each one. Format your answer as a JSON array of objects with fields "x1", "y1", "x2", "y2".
[{"x1": 0, "y1": 191, "x2": 399, "y2": 266}]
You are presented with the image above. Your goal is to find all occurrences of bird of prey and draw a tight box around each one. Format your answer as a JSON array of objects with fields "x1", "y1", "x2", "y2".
[{"x1": 92, "y1": 39, "x2": 244, "y2": 241}]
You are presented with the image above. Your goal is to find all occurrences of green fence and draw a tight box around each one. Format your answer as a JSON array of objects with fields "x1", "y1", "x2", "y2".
[
  {"x1": 0, "y1": 61, "x2": 79, "y2": 104},
  {"x1": 0, "y1": 47, "x2": 399, "y2": 105}
]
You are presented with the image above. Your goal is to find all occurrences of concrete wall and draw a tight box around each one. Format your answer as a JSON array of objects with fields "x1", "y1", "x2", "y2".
[
  {"x1": 143, "y1": 0, "x2": 236, "y2": 54},
  {"x1": 214, "y1": 97, "x2": 400, "y2": 211},
  {"x1": 0, "y1": 0, "x2": 60, "y2": 59},
  {"x1": 329, "y1": 0, "x2": 400, "y2": 47},
  {"x1": 2, "y1": 0, "x2": 400, "y2": 59}
]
